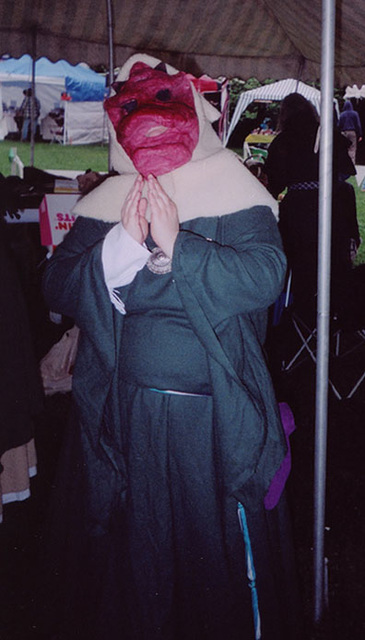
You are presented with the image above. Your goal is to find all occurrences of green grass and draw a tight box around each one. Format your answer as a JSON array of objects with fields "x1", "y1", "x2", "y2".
[
  {"x1": 1, "y1": 139, "x2": 365, "y2": 264},
  {"x1": 0, "y1": 140, "x2": 109, "y2": 175},
  {"x1": 349, "y1": 176, "x2": 365, "y2": 265}
]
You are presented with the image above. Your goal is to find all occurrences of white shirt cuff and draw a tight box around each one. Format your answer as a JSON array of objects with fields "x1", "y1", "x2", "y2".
[{"x1": 102, "y1": 223, "x2": 150, "y2": 313}]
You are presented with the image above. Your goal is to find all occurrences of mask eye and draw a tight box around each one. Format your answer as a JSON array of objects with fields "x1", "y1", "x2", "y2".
[
  {"x1": 156, "y1": 89, "x2": 171, "y2": 102},
  {"x1": 123, "y1": 99, "x2": 138, "y2": 114}
]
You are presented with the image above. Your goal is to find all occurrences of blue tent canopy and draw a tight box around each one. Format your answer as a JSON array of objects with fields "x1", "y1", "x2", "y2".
[{"x1": 0, "y1": 54, "x2": 106, "y2": 101}]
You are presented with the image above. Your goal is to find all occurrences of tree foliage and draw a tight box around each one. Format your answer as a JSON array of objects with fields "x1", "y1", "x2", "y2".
[{"x1": 228, "y1": 77, "x2": 279, "y2": 124}]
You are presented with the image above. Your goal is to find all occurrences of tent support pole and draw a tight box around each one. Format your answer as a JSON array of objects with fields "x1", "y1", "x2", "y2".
[
  {"x1": 106, "y1": 0, "x2": 114, "y2": 171},
  {"x1": 30, "y1": 26, "x2": 37, "y2": 166},
  {"x1": 313, "y1": 0, "x2": 335, "y2": 625}
]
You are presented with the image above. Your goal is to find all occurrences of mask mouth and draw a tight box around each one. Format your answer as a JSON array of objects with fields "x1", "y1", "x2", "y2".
[{"x1": 145, "y1": 125, "x2": 169, "y2": 138}]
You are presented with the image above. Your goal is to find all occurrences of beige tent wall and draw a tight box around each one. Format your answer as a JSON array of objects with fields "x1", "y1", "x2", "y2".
[{"x1": 1, "y1": 0, "x2": 365, "y2": 85}]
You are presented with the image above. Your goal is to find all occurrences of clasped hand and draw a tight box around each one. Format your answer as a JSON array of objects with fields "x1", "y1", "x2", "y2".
[{"x1": 121, "y1": 174, "x2": 179, "y2": 259}]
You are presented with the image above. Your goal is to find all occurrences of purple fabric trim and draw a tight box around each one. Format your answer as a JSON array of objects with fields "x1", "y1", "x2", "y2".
[{"x1": 264, "y1": 402, "x2": 296, "y2": 510}]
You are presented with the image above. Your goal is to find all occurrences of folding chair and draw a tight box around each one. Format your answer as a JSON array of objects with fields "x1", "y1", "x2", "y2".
[
  {"x1": 279, "y1": 271, "x2": 365, "y2": 400},
  {"x1": 274, "y1": 176, "x2": 365, "y2": 400}
]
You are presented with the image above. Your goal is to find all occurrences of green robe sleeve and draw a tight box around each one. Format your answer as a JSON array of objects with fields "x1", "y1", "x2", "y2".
[
  {"x1": 42, "y1": 216, "x2": 115, "y2": 326},
  {"x1": 173, "y1": 207, "x2": 286, "y2": 329}
]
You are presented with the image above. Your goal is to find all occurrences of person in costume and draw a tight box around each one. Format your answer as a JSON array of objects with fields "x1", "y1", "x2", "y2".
[
  {"x1": 42, "y1": 55, "x2": 301, "y2": 640},
  {"x1": 266, "y1": 93, "x2": 365, "y2": 327}
]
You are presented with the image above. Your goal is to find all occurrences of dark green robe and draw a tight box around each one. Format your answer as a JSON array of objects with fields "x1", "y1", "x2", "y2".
[
  {"x1": 43, "y1": 206, "x2": 286, "y2": 526},
  {"x1": 42, "y1": 206, "x2": 300, "y2": 639}
]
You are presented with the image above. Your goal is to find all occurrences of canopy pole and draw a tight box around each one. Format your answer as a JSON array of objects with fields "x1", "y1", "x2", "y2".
[
  {"x1": 106, "y1": 0, "x2": 114, "y2": 171},
  {"x1": 30, "y1": 26, "x2": 37, "y2": 166},
  {"x1": 313, "y1": 0, "x2": 335, "y2": 625}
]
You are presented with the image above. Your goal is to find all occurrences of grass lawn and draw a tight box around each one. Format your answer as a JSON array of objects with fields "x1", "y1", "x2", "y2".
[
  {"x1": 0, "y1": 140, "x2": 109, "y2": 175},
  {"x1": 1, "y1": 139, "x2": 365, "y2": 264},
  {"x1": 349, "y1": 176, "x2": 365, "y2": 265}
]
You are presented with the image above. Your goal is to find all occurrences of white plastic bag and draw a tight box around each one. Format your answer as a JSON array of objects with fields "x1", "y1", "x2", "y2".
[{"x1": 40, "y1": 325, "x2": 79, "y2": 395}]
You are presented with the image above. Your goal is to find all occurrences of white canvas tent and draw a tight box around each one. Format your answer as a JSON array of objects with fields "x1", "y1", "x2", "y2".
[
  {"x1": 344, "y1": 84, "x2": 365, "y2": 100},
  {"x1": 38, "y1": 101, "x2": 108, "y2": 145},
  {"x1": 225, "y1": 79, "x2": 334, "y2": 145},
  {"x1": 63, "y1": 101, "x2": 108, "y2": 145},
  {"x1": 0, "y1": 54, "x2": 107, "y2": 144}
]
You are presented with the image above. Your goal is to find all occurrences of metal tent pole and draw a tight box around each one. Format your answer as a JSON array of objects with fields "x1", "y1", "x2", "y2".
[
  {"x1": 30, "y1": 26, "x2": 37, "y2": 166},
  {"x1": 313, "y1": 0, "x2": 335, "y2": 624},
  {"x1": 106, "y1": 0, "x2": 114, "y2": 171}
]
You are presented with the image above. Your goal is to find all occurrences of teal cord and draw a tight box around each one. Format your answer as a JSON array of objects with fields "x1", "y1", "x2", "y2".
[{"x1": 237, "y1": 502, "x2": 261, "y2": 640}]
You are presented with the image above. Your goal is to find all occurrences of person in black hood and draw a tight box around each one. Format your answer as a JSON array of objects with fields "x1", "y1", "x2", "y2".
[
  {"x1": 338, "y1": 99, "x2": 362, "y2": 164},
  {"x1": 266, "y1": 93, "x2": 365, "y2": 327}
]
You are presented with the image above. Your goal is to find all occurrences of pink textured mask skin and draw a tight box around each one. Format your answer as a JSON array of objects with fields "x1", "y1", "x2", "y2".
[{"x1": 104, "y1": 62, "x2": 199, "y2": 176}]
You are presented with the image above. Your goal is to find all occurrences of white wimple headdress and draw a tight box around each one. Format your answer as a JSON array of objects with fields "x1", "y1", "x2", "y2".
[{"x1": 73, "y1": 53, "x2": 278, "y2": 222}]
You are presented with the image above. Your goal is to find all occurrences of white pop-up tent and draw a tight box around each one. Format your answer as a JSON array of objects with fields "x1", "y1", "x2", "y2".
[
  {"x1": 62, "y1": 101, "x2": 108, "y2": 145},
  {"x1": 0, "y1": 54, "x2": 107, "y2": 144},
  {"x1": 344, "y1": 84, "x2": 365, "y2": 100},
  {"x1": 225, "y1": 78, "x2": 338, "y2": 145}
]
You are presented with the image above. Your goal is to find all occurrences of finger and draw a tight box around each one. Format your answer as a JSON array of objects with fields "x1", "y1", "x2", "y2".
[
  {"x1": 123, "y1": 175, "x2": 144, "y2": 218},
  {"x1": 148, "y1": 187, "x2": 171, "y2": 219},
  {"x1": 148, "y1": 188, "x2": 163, "y2": 218},
  {"x1": 147, "y1": 174, "x2": 169, "y2": 204},
  {"x1": 147, "y1": 174, "x2": 164, "y2": 198},
  {"x1": 130, "y1": 174, "x2": 144, "y2": 201},
  {"x1": 138, "y1": 197, "x2": 148, "y2": 218},
  {"x1": 139, "y1": 216, "x2": 149, "y2": 241},
  {"x1": 125, "y1": 174, "x2": 143, "y2": 206}
]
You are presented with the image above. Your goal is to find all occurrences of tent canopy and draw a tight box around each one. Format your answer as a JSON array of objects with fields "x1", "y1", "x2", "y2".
[
  {"x1": 344, "y1": 84, "x2": 365, "y2": 100},
  {"x1": 0, "y1": 54, "x2": 106, "y2": 101},
  {"x1": 0, "y1": 55, "x2": 107, "y2": 144},
  {"x1": 1, "y1": 0, "x2": 365, "y2": 86},
  {"x1": 226, "y1": 79, "x2": 336, "y2": 144}
]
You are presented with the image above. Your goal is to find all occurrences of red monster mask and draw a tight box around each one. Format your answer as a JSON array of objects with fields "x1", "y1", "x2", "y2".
[{"x1": 104, "y1": 62, "x2": 199, "y2": 176}]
